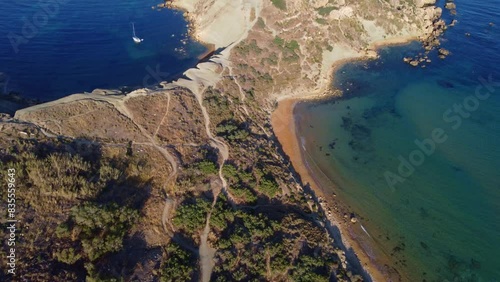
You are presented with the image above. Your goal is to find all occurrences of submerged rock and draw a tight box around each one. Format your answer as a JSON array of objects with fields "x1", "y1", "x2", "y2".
[
  {"x1": 438, "y1": 80, "x2": 454, "y2": 88},
  {"x1": 445, "y1": 2, "x2": 456, "y2": 10},
  {"x1": 438, "y1": 48, "x2": 450, "y2": 56}
]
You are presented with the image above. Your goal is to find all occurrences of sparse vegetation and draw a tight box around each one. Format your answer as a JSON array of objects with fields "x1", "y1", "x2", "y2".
[
  {"x1": 235, "y1": 39, "x2": 263, "y2": 56},
  {"x1": 315, "y1": 18, "x2": 328, "y2": 25},
  {"x1": 273, "y1": 36, "x2": 300, "y2": 62},
  {"x1": 67, "y1": 202, "x2": 139, "y2": 261},
  {"x1": 197, "y1": 160, "x2": 219, "y2": 175},
  {"x1": 161, "y1": 243, "x2": 197, "y2": 282},
  {"x1": 273, "y1": 36, "x2": 285, "y2": 47},
  {"x1": 257, "y1": 17, "x2": 266, "y2": 29},
  {"x1": 0, "y1": 138, "x2": 151, "y2": 280},
  {"x1": 173, "y1": 197, "x2": 211, "y2": 233},
  {"x1": 258, "y1": 174, "x2": 281, "y2": 198},
  {"x1": 0, "y1": 0, "x2": 421, "y2": 279},
  {"x1": 317, "y1": 6, "x2": 337, "y2": 16},
  {"x1": 216, "y1": 119, "x2": 250, "y2": 141}
]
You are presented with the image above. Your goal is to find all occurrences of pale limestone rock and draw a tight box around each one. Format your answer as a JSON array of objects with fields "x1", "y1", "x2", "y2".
[
  {"x1": 329, "y1": 6, "x2": 354, "y2": 20},
  {"x1": 416, "y1": 0, "x2": 436, "y2": 8},
  {"x1": 445, "y1": 2, "x2": 456, "y2": 10}
]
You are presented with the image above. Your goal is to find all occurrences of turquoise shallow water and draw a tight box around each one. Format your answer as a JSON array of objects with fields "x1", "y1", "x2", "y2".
[
  {"x1": 0, "y1": 0, "x2": 205, "y2": 100},
  {"x1": 296, "y1": 1, "x2": 500, "y2": 281}
]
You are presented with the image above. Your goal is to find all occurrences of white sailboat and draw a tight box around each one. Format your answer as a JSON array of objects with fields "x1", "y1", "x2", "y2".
[{"x1": 131, "y1": 23, "x2": 143, "y2": 43}]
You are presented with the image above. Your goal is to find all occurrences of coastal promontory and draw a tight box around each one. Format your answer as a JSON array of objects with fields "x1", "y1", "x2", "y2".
[{"x1": 0, "y1": 0, "x2": 443, "y2": 280}]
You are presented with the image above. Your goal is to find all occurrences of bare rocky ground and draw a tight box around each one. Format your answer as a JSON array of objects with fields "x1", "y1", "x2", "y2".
[{"x1": 0, "y1": 0, "x2": 447, "y2": 281}]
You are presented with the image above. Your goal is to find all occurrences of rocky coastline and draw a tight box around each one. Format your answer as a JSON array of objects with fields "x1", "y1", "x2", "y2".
[{"x1": 404, "y1": 0, "x2": 457, "y2": 67}]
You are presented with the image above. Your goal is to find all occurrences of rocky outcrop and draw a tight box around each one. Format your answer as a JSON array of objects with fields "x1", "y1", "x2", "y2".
[
  {"x1": 416, "y1": 0, "x2": 436, "y2": 8},
  {"x1": 169, "y1": 0, "x2": 262, "y2": 48},
  {"x1": 404, "y1": 2, "x2": 448, "y2": 67},
  {"x1": 438, "y1": 48, "x2": 450, "y2": 59},
  {"x1": 445, "y1": 0, "x2": 457, "y2": 14},
  {"x1": 445, "y1": 2, "x2": 456, "y2": 10}
]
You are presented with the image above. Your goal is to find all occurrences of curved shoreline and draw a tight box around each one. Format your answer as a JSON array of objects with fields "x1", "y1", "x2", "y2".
[
  {"x1": 11, "y1": 0, "x2": 439, "y2": 279},
  {"x1": 271, "y1": 37, "x2": 421, "y2": 281}
]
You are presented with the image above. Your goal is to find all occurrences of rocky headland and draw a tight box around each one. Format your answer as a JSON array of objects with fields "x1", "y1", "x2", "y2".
[{"x1": 0, "y1": 0, "x2": 445, "y2": 281}]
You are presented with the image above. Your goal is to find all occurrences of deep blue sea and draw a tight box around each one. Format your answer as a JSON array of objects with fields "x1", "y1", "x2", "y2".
[
  {"x1": 0, "y1": 0, "x2": 205, "y2": 101},
  {"x1": 296, "y1": 0, "x2": 500, "y2": 281}
]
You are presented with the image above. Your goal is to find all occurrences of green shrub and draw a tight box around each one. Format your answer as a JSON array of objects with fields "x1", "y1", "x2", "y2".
[
  {"x1": 55, "y1": 223, "x2": 71, "y2": 239},
  {"x1": 290, "y1": 255, "x2": 330, "y2": 282},
  {"x1": 315, "y1": 18, "x2": 328, "y2": 25},
  {"x1": 257, "y1": 17, "x2": 266, "y2": 29},
  {"x1": 216, "y1": 120, "x2": 250, "y2": 141},
  {"x1": 70, "y1": 203, "x2": 139, "y2": 261},
  {"x1": 273, "y1": 36, "x2": 285, "y2": 47},
  {"x1": 162, "y1": 243, "x2": 196, "y2": 282},
  {"x1": 317, "y1": 6, "x2": 337, "y2": 16},
  {"x1": 230, "y1": 186, "x2": 257, "y2": 203},
  {"x1": 285, "y1": 40, "x2": 300, "y2": 52},
  {"x1": 55, "y1": 248, "x2": 81, "y2": 265},
  {"x1": 210, "y1": 195, "x2": 235, "y2": 230},
  {"x1": 222, "y1": 164, "x2": 239, "y2": 182},
  {"x1": 173, "y1": 198, "x2": 211, "y2": 232},
  {"x1": 271, "y1": 0, "x2": 286, "y2": 10},
  {"x1": 258, "y1": 176, "x2": 280, "y2": 198},
  {"x1": 197, "y1": 160, "x2": 218, "y2": 175}
]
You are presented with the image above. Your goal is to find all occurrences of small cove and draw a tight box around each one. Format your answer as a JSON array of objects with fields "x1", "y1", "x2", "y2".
[
  {"x1": 296, "y1": 0, "x2": 500, "y2": 280},
  {"x1": 0, "y1": 0, "x2": 206, "y2": 102}
]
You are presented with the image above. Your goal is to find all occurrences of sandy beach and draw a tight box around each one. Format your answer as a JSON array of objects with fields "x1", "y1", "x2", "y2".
[
  {"x1": 271, "y1": 37, "x2": 421, "y2": 281},
  {"x1": 168, "y1": 0, "x2": 425, "y2": 279},
  {"x1": 272, "y1": 98, "x2": 402, "y2": 281}
]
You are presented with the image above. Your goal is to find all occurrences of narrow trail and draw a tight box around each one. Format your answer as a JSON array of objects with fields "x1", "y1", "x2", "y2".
[
  {"x1": 198, "y1": 184, "x2": 221, "y2": 282},
  {"x1": 154, "y1": 92, "x2": 171, "y2": 139},
  {"x1": 189, "y1": 84, "x2": 228, "y2": 282},
  {"x1": 111, "y1": 98, "x2": 179, "y2": 182},
  {"x1": 175, "y1": 6, "x2": 266, "y2": 279},
  {"x1": 199, "y1": 219, "x2": 216, "y2": 282},
  {"x1": 161, "y1": 198, "x2": 176, "y2": 234},
  {"x1": 16, "y1": 1, "x2": 265, "y2": 280},
  {"x1": 227, "y1": 65, "x2": 250, "y2": 117}
]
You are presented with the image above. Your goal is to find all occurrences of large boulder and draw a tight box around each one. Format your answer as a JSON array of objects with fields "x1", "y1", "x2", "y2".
[
  {"x1": 416, "y1": 0, "x2": 436, "y2": 8},
  {"x1": 438, "y1": 48, "x2": 450, "y2": 56},
  {"x1": 445, "y1": 2, "x2": 456, "y2": 10}
]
